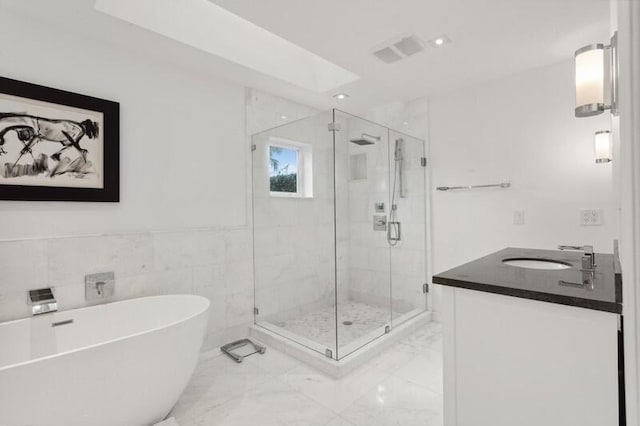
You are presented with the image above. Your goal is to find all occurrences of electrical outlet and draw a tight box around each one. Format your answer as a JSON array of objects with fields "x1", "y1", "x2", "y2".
[
  {"x1": 513, "y1": 210, "x2": 525, "y2": 225},
  {"x1": 580, "y1": 209, "x2": 603, "y2": 226}
]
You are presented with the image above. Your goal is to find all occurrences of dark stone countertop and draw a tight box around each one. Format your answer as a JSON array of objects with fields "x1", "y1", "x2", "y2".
[{"x1": 432, "y1": 247, "x2": 622, "y2": 314}]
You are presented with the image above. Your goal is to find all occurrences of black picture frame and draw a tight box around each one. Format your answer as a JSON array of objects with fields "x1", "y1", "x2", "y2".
[{"x1": 0, "y1": 76, "x2": 119, "y2": 202}]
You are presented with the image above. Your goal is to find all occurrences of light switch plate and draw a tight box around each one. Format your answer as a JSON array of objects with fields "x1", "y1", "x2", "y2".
[
  {"x1": 580, "y1": 209, "x2": 603, "y2": 226},
  {"x1": 513, "y1": 210, "x2": 525, "y2": 225}
]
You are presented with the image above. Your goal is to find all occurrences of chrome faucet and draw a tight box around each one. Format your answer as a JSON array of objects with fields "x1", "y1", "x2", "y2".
[
  {"x1": 29, "y1": 288, "x2": 57, "y2": 315},
  {"x1": 558, "y1": 245, "x2": 596, "y2": 269}
]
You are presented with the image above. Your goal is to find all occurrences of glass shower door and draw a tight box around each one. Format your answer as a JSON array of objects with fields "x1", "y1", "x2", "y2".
[
  {"x1": 388, "y1": 130, "x2": 427, "y2": 326},
  {"x1": 333, "y1": 110, "x2": 392, "y2": 360}
]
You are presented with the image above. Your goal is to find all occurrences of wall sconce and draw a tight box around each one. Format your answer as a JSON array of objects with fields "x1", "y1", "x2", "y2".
[
  {"x1": 575, "y1": 32, "x2": 618, "y2": 117},
  {"x1": 594, "y1": 130, "x2": 612, "y2": 163}
]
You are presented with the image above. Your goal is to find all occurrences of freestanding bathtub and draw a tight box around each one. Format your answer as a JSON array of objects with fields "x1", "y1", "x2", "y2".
[{"x1": 0, "y1": 294, "x2": 209, "y2": 426}]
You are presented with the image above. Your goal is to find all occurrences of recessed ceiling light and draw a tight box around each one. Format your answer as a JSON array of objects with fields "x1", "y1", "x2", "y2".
[
  {"x1": 333, "y1": 93, "x2": 350, "y2": 100},
  {"x1": 428, "y1": 34, "x2": 451, "y2": 48},
  {"x1": 403, "y1": 121, "x2": 409, "y2": 125},
  {"x1": 281, "y1": 115, "x2": 288, "y2": 120}
]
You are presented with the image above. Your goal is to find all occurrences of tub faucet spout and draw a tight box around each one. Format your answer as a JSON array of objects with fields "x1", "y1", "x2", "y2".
[{"x1": 29, "y1": 288, "x2": 57, "y2": 315}]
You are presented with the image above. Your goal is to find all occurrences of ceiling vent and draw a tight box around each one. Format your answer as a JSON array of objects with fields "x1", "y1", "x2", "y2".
[
  {"x1": 373, "y1": 46, "x2": 404, "y2": 64},
  {"x1": 372, "y1": 34, "x2": 425, "y2": 64}
]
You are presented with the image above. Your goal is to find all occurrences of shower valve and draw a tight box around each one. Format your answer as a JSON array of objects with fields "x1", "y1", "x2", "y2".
[{"x1": 373, "y1": 215, "x2": 387, "y2": 231}]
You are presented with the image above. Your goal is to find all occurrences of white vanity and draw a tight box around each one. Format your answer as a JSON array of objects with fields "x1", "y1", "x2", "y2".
[{"x1": 433, "y1": 247, "x2": 623, "y2": 426}]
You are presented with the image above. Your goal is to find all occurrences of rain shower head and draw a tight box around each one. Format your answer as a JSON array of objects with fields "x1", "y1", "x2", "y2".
[{"x1": 350, "y1": 133, "x2": 380, "y2": 145}]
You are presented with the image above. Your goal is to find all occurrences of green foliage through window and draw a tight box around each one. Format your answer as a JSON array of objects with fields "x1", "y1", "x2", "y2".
[
  {"x1": 269, "y1": 145, "x2": 298, "y2": 193},
  {"x1": 270, "y1": 173, "x2": 297, "y2": 192}
]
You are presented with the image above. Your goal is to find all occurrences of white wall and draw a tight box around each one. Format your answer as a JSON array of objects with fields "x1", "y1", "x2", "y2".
[
  {"x1": 0, "y1": 6, "x2": 246, "y2": 240},
  {"x1": 0, "y1": 5, "x2": 252, "y2": 350},
  {"x1": 429, "y1": 59, "x2": 615, "y2": 276},
  {"x1": 371, "y1": 60, "x2": 616, "y2": 314}
]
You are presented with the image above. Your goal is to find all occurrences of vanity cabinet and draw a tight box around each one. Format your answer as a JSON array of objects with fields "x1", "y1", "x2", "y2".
[{"x1": 434, "y1": 247, "x2": 623, "y2": 426}]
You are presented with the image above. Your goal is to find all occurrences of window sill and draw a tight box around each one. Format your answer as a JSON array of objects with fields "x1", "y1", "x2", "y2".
[{"x1": 269, "y1": 192, "x2": 314, "y2": 199}]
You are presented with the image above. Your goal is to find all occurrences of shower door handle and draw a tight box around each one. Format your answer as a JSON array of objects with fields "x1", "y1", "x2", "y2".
[{"x1": 388, "y1": 221, "x2": 401, "y2": 242}]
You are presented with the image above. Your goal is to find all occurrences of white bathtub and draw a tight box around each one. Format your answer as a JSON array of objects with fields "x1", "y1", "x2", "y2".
[{"x1": 0, "y1": 294, "x2": 209, "y2": 426}]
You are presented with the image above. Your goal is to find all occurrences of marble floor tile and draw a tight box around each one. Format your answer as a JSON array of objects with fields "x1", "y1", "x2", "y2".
[
  {"x1": 190, "y1": 379, "x2": 336, "y2": 426},
  {"x1": 243, "y1": 344, "x2": 300, "y2": 376},
  {"x1": 278, "y1": 362, "x2": 392, "y2": 413},
  {"x1": 394, "y1": 349, "x2": 443, "y2": 394},
  {"x1": 325, "y1": 416, "x2": 356, "y2": 426},
  {"x1": 170, "y1": 353, "x2": 273, "y2": 421},
  {"x1": 172, "y1": 325, "x2": 443, "y2": 426},
  {"x1": 395, "y1": 322, "x2": 442, "y2": 354},
  {"x1": 339, "y1": 376, "x2": 443, "y2": 426}
]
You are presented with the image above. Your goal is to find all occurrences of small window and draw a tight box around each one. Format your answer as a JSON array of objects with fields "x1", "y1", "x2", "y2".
[
  {"x1": 268, "y1": 137, "x2": 313, "y2": 198},
  {"x1": 270, "y1": 146, "x2": 299, "y2": 194}
]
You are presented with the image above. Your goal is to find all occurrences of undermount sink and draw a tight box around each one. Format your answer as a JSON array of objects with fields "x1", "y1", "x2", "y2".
[{"x1": 502, "y1": 258, "x2": 572, "y2": 270}]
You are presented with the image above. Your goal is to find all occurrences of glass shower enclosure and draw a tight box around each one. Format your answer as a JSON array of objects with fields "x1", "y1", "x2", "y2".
[{"x1": 251, "y1": 109, "x2": 427, "y2": 360}]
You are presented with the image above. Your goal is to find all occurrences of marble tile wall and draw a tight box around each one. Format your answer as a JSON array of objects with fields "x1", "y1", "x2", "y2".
[
  {"x1": 0, "y1": 227, "x2": 253, "y2": 351},
  {"x1": 251, "y1": 111, "x2": 338, "y2": 324},
  {"x1": 339, "y1": 112, "x2": 428, "y2": 314}
]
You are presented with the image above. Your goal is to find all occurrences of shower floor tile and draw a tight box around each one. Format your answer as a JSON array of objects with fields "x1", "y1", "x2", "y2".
[{"x1": 271, "y1": 301, "x2": 408, "y2": 351}]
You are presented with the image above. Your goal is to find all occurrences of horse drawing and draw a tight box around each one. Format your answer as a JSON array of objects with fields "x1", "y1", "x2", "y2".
[{"x1": 0, "y1": 113, "x2": 99, "y2": 165}]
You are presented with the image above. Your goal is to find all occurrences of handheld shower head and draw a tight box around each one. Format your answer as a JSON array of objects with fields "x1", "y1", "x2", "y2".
[{"x1": 394, "y1": 138, "x2": 404, "y2": 161}]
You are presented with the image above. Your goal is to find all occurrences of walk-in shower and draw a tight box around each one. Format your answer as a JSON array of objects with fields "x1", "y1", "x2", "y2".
[{"x1": 250, "y1": 109, "x2": 428, "y2": 365}]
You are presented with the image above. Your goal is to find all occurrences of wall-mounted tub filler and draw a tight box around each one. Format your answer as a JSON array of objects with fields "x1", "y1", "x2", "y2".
[
  {"x1": 85, "y1": 272, "x2": 115, "y2": 300},
  {"x1": 29, "y1": 288, "x2": 57, "y2": 315}
]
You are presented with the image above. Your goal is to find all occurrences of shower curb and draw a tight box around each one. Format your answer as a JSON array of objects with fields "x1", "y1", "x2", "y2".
[{"x1": 250, "y1": 311, "x2": 433, "y2": 378}]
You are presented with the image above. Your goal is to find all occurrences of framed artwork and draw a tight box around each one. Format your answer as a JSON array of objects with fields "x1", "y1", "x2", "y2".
[{"x1": 0, "y1": 76, "x2": 119, "y2": 201}]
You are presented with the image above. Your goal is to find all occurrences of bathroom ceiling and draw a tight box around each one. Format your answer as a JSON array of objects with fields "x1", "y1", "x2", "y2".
[
  {"x1": 1, "y1": 0, "x2": 609, "y2": 113},
  {"x1": 208, "y1": 0, "x2": 610, "y2": 111}
]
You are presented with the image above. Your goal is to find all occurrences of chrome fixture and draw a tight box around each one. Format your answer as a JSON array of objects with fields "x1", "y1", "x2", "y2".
[
  {"x1": 388, "y1": 219, "x2": 401, "y2": 243},
  {"x1": 394, "y1": 138, "x2": 405, "y2": 198},
  {"x1": 220, "y1": 338, "x2": 266, "y2": 363},
  {"x1": 373, "y1": 215, "x2": 387, "y2": 231},
  {"x1": 85, "y1": 272, "x2": 115, "y2": 300},
  {"x1": 574, "y1": 32, "x2": 618, "y2": 117},
  {"x1": 595, "y1": 130, "x2": 612, "y2": 163},
  {"x1": 559, "y1": 271, "x2": 596, "y2": 290},
  {"x1": 388, "y1": 138, "x2": 405, "y2": 246},
  {"x1": 51, "y1": 319, "x2": 74, "y2": 327},
  {"x1": 437, "y1": 182, "x2": 510, "y2": 191},
  {"x1": 558, "y1": 245, "x2": 596, "y2": 270},
  {"x1": 349, "y1": 133, "x2": 380, "y2": 145},
  {"x1": 29, "y1": 288, "x2": 57, "y2": 315},
  {"x1": 374, "y1": 202, "x2": 385, "y2": 213}
]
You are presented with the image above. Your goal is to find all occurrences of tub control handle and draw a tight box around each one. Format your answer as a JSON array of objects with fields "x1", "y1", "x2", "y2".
[{"x1": 85, "y1": 272, "x2": 115, "y2": 300}]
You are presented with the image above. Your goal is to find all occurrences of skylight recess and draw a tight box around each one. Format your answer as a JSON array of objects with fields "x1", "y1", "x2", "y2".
[{"x1": 94, "y1": 0, "x2": 359, "y2": 93}]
